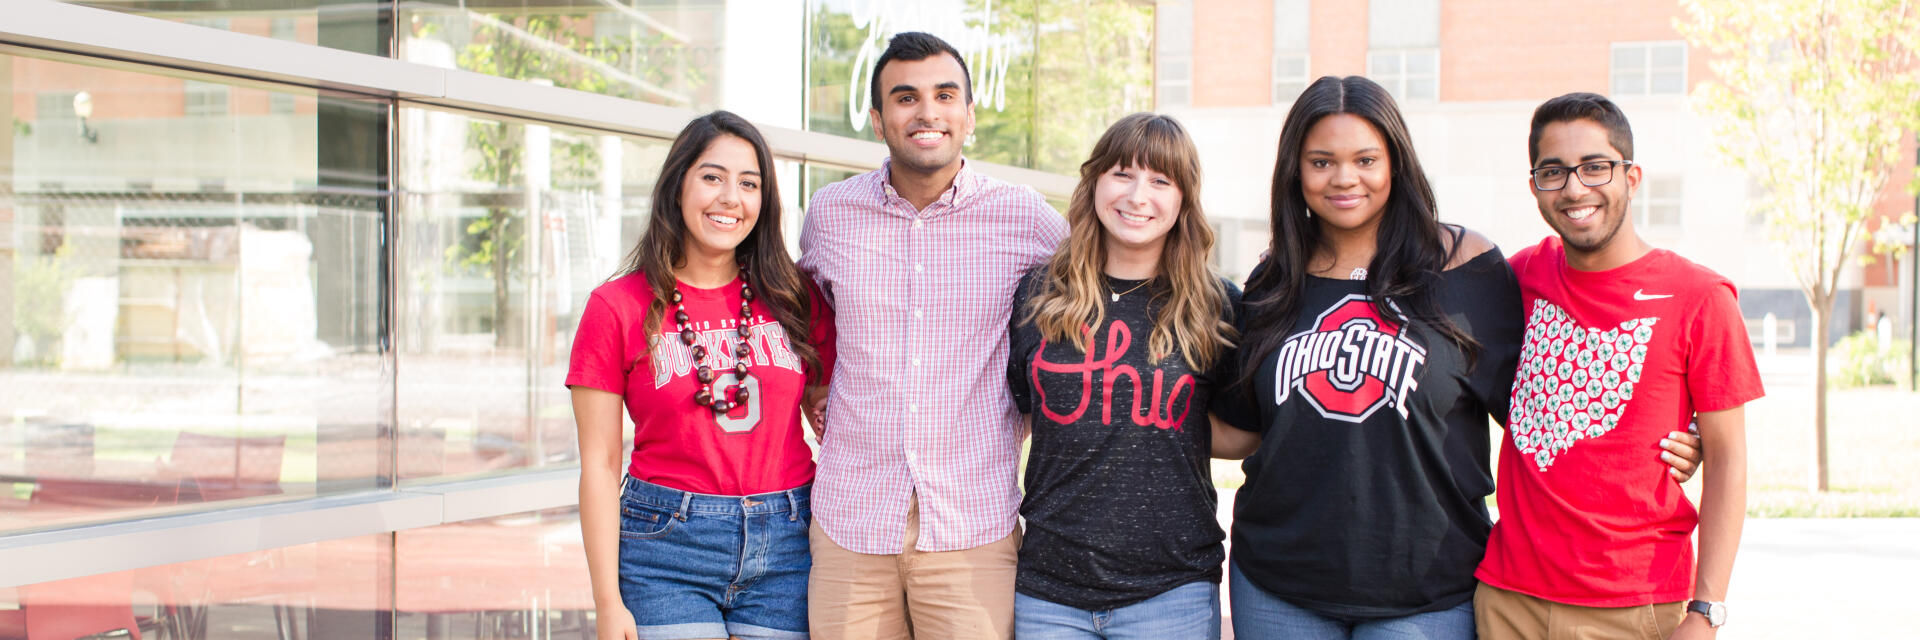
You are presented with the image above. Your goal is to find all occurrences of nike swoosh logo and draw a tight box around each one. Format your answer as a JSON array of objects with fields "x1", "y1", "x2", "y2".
[{"x1": 1633, "y1": 290, "x2": 1674, "y2": 301}]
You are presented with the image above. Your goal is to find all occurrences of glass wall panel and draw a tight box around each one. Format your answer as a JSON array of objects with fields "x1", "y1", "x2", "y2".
[
  {"x1": 62, "y1": 1, "x2": 392, "y2": 57},
  {"x1": 0, "y1": 533, "x2": 392, "y2": 639},
  {"x1": 396, "y1": 106, "x2": 673, "y2": 482},
  {"x1": 0, "y1": 51, "x2": 388, "y2": 534},
  {"x1": 805, "y1": 0, "x2": 1152, "y2": 174},
  {"x1": 393, "y1": 507, "x2": 593, "y2": 637},
  {"x1": 397, "y1": 0, "x2": 807, "y2": 124}
]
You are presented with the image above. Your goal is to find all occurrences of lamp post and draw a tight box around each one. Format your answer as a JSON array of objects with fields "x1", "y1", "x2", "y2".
[{"x1": 71, "y1": 90, "x2": 98, "y2": 144}]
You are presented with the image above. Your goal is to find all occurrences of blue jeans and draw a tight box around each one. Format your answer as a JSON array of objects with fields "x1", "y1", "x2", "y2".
[
  {"x1": 1228, "y1": 562, "x2": 1475, "y2": 640},
  {"x1": 1015, "y1": 580, "x2": 1221, "y2": 640},
  {"x1": 618, "y1": 475, "x2": 811, "y2": 640}
]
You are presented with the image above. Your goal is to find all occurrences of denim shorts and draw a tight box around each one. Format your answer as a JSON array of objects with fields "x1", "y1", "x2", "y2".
[{"x1": 618, "y1": 475, "x2": 811, "y2": 640}]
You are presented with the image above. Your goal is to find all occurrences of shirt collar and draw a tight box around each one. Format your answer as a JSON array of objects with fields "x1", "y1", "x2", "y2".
[{"x1": 877, "y1": 157, "x2": 974, "y2": 214}]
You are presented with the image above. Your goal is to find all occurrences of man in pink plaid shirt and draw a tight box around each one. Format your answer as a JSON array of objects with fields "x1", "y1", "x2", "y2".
[{"x1": 797, "y1": 31, "x2": 1068, "y2": 639}]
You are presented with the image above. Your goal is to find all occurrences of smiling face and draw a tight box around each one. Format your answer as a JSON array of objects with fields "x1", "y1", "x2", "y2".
[
  {"x1": 1530, "y1": 118, "x2": 1640, "y2": 262},
  {"x1": 869, "y1": 53, "x2": 976, "y2": 178},
  {"x1": 1299, "y1": 113, "x2": 1393, "y2": 236},
  {"x1": 678, "y1": 134, "x2": 762, "y2": 263},
  {"x1": 1094, "y1": 162, "x2": 1184, "y2": 257}
]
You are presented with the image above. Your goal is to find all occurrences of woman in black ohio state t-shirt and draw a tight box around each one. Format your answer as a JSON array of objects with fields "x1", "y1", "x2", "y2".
[{"x1": 1213, "y1": 76, "x2": 1523, "y2": 639}]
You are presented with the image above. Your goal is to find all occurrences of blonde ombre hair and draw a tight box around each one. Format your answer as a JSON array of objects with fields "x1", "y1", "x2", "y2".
[{"x1": 1021, "y1": 113, "x2": 1234, "y2": 370}]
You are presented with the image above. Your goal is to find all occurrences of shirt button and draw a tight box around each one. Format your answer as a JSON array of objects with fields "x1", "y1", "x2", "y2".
[
  {"x1": 909, "y1": 404, "x2": 918, "y2": 413},
  {"x1": 914, "y1": 264, "x2": 924, "y2": 272},
  {"x1": 913, "y1": 219, "x2": 924, "y2": 228},
  {"x1": 913, "y1": 309, "x2": 923, "y2": 319},
  {"x1": 912, "y1": 358, "x2": 921, "y2": 367}
]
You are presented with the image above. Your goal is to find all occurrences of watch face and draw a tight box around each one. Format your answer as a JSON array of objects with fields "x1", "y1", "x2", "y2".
[{"x1": 1690, "y1": 600, "x2": 1728, "y2": 627}]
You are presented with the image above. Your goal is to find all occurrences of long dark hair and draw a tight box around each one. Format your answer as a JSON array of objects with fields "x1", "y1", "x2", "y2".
[
  {"x1": 616, "y1": 110, "x2": 823, "y2": 383},
  {"x1": 1237, "y1": 76, "x2": 1478, "y2": 390}
]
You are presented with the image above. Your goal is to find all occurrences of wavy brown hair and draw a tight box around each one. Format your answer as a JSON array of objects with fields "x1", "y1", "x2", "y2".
[
  {"x1": 615, "y1": 111, "x2": 823, "y2": 383},
  {"x1": 1020, "y1": 112, "x2": 1234, "y2": 370}
]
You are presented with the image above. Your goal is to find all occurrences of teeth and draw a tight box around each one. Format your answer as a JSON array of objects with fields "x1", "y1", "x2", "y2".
[
  {"x1": 706, "y1": 214, "x2": 738, "y2": 226},
  {"x1": 1118, "y1": 211, "x2": 1151, "y2": 223},
  {"x1": 1565, "y1": 206, "x2": 1597, "y2": 221},
  {"x1": 911, "y1": 131, "x2": 943, "y2": 140}
]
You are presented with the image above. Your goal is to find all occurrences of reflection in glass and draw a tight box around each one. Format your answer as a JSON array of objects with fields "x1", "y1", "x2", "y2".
[
  {"x1": 398, "y1": 1, "x2": 729, "y2": 111},
  {"x1": 62, "y1": 1, "x2": 391, "y2": 56},
  {"x1": 394, "y1": 507, "x2": 594, "y2": 636},
  {"x1": 396, "y1": 107, "x2": 669, "y2": 482},
  {"x1": 0, "y1": 533, "x2": 392, "y2": 638},
  {"x1": 0, "y1": 52, "x2": 387, "y2": 534},
  {"x1": 806, "y1": 0, "x2": 1152, "y2": 175}
]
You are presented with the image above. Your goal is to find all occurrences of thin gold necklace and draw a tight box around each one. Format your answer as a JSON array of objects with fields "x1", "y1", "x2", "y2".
[{"x1": 1109, "y1": 277, "x2": 1153, "y2": 302}]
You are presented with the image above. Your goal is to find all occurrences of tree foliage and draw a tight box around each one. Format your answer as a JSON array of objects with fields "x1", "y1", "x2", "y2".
[
  {"x1": 805, "y1": 0, "x2": 1154, "y2": 175},
  {"x1": 449, "y1": 14, "x2": 704, "y2": 346},
  {"x1": 1678, "y1": 0, "x2": 1920, "y2": 490}
]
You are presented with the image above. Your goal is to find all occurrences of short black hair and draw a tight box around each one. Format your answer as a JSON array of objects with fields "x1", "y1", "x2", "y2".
[
  {"x1": 869, "y1": 31, "x2": 973, "y2": 111},
  {"x1": 1528, "y1": 92, "x2": 1635, "y2": 165}
]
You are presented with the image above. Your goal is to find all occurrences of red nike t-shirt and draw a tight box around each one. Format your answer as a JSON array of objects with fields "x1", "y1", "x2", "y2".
[
  {"x1": 1477, "y1": 237, "x2": 1762, "y2": 607},
  {"x1": 566, "y1": 272, "x2": 835, "y2": 496}
]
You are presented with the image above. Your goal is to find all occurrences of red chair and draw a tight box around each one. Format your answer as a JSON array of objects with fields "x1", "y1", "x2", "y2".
[
  {"x1": 165, "y1": 431, "x2": 286, "y2": 502},
  {"x1": 0, "y1": 574, "x2": 143, "y2": 640}
]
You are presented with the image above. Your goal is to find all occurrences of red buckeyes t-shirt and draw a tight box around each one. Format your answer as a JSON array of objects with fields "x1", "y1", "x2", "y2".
[
  {"x1": 1478, "y1": 237, "x2": 1762, "y2": 606},
  {"x1": 566, "y1": 272, "x2": 835, "y2": 496}
]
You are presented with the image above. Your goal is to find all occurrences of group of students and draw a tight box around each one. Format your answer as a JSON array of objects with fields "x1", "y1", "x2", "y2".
[{"x1": 566, "y1": 31, "x2": 1759, "y2": 640}]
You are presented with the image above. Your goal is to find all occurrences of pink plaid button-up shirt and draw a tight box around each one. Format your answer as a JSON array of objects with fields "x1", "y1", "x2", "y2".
[{"x1": 798, "y1": 158, "x2": 1067, "y2": 554}]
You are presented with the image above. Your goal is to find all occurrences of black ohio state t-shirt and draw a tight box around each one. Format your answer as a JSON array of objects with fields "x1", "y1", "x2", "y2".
[
  {"x1": 1006, "y1": 268, "x2": 1242, "y2": 610},
  {"x1": 1219, "y1": 249, "x2": 1522, "y2": 619}
]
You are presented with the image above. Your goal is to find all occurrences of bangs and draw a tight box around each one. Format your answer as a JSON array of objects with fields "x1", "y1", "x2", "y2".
[{"x1": 1086, "y1": 113, "x2": 1200, "y2": 190}]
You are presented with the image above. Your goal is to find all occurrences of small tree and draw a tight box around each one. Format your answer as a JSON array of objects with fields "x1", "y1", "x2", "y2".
[
  {"x1": 451, "y1": 14, "x2": 698, "y2": 347},
  {"x1": 1678, "y1": 0, "x2": 1920, "y2": 491}
]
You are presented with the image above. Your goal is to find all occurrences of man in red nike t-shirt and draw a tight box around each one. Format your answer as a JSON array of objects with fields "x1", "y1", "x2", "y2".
[{"x1": 1476, "y1": 93, "x2": 1762, "y2": 640}]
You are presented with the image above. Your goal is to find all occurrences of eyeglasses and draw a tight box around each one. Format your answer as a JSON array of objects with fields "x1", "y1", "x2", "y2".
[{"x1": 1529, "y1": 160, "x2": 1633, "y2": 191}]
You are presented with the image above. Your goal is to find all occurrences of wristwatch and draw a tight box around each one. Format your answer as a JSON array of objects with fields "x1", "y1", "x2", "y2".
[{"x1": 1686, "y1": 600, "x2": 1728, "y2": 628}]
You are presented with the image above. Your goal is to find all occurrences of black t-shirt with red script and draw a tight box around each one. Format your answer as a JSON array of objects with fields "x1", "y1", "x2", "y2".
[
  {"x1": 1223, "y1": 249, "x2": 1523, "y2": 619},
  {"x1": 1007, "y1": 268, "x2": 1241, "y2": 610}
]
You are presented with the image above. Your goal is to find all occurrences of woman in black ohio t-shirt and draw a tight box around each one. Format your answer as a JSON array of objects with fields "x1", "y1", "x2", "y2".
[{"x1": 1005, "y1": 113, "x2": 1243, "y2": 638}]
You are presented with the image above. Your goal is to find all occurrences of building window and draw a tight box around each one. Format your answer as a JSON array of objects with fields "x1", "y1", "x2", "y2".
[
  {"x1": 1635, "y1": 176, "x2": 1683, "y2": 228},
  {"x1": 1367, "y1": 0, "x2": 1438, "y2": 102},
  {"x1": 1274, "y1": 54, "x2": 1311, "y2": 103},
  {"x1": 35, "y1": 91, "x2": 78, "y2": 122},
  {"x1": 267, "y1": 16, "x2": 301, "y2": 121},
  {"x1": 1368, "y1": 49, "x2": 1439, "y2": 102},
  {"x1": 1156, "y1": 1, "x2": 1193, "y2": 108},
  {"x1": 184, "y1": 81, "x2": 230, "y2": 117},
  {"x1": 1611, "y1": 41, "x2": 1687, "y2": 96},
  {"x1": 1272, "y1": 0, "x2": 1310, "y2": 103}
]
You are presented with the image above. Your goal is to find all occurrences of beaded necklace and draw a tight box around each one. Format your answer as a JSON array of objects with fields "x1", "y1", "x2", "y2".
[{"x1": 671, "y1": 265, "x2": 755, "y2": 414}]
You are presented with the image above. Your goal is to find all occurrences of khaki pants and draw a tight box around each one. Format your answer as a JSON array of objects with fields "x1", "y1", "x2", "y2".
[
  {"x1": 807, "y1": 493, "x2": 1020, "y2": 640},
  {"x1": 1475, "y1": 583, "x2": 1685, "y2": 640}
]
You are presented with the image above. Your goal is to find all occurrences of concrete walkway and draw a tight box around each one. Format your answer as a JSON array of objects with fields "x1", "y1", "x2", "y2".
[{"x1": 1214, "y1": 489, "x2": 1920, "y2": 638}]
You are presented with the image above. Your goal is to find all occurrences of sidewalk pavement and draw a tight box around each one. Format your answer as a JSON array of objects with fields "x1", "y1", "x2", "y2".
[{"x1": 1214, "y1": 489, "x2": 1920, "y2": 639}]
